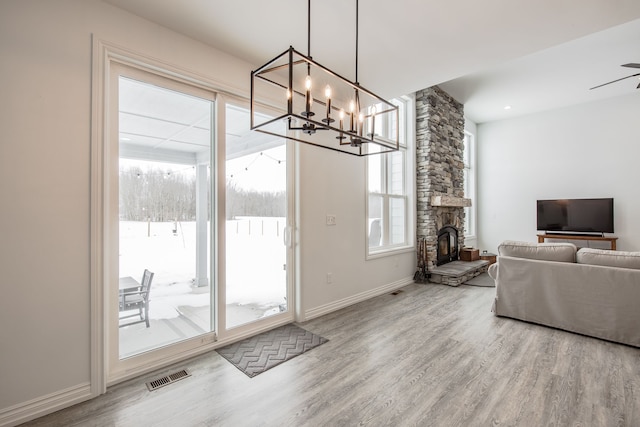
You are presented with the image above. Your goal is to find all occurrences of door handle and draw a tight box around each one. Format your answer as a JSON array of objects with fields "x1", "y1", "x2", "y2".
[{"x1": 283, "y1": 225, "x2": 292, "y2": 248}]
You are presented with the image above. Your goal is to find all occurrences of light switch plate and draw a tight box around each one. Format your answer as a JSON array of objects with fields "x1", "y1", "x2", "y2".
[{"x1": 326, "y1": 214, "x2": 336, "y2": 226}]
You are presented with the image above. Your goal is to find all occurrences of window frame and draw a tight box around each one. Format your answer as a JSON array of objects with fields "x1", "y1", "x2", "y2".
[
  {"x1": 365, "y1": 95, "x2": 415, "y2": 259},
  {"x1": 463, "y1": 130, "x2": 477, "y2": 240}
]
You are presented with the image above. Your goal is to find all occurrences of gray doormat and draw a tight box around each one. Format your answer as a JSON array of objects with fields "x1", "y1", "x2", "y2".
[{"x1": 216, "y1": 324, "x2": 328, "y2": 377}]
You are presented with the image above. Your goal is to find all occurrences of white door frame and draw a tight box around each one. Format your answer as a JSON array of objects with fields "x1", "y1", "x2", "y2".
[{"x1": 90, "y1": 39, "x2": 297, "y2": 395}]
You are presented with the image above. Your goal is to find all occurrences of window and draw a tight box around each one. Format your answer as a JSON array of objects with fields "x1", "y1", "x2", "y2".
[
  {"x1": 367, "y1": 96, "x2": 414, "y2": 256},
  {"x1": 463, "y1": 131, "x2": 476, "y2": 238}
]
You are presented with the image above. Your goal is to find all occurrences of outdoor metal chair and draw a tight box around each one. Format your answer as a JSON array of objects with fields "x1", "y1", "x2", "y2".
[{"x1": 119, "y1": 269, "x2": 154, "y2": 328}]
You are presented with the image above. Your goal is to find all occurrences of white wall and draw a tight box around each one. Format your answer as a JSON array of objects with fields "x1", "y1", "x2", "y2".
[
  {"x1": 477, "y1": 93, "x2": 640, "y2": 253},
  {"x1": 298, "y1": 146, "x2": 415, "y2": 318},
  {"x1": 0, "y1": 0, "x2": 415, "y2": 422}
]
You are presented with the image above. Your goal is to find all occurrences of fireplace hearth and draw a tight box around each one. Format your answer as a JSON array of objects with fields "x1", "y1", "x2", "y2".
[{"x1": 436, "y1": 225, "x2": 458, "y2": 266}]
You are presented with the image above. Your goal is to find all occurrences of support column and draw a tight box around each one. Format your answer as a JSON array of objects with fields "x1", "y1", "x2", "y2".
[{"x1": 195, "y1": 163, "x2": 209, "y2": 287}]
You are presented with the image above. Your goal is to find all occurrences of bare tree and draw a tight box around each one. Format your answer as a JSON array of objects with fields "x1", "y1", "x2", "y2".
[
  {"x1": 120, "y1": 167, "x2": 197, "y2": 221},
  {"x1": 120, "y1": 166, "x2": 284, "y2": 222}
]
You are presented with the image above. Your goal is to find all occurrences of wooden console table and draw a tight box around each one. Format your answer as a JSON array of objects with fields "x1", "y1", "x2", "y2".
[{"x1": 537, "y1": 234, "x2": 618, "y2": 250}]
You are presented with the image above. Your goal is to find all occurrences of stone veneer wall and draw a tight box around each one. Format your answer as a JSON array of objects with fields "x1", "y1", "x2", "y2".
[{"x1": 416, "y1": 86, "x2": 466, "y2": 271}]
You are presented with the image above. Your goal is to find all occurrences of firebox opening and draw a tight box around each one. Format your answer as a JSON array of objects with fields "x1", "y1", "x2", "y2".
[{"x1": 436, "y1": 225, "x2": 459, "y2": 266}]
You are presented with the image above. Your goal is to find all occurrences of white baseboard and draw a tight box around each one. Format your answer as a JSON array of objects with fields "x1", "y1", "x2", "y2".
[
  {"x1": 0, "y1": 383, "x2": 92, "y2": 427},
  {"x1": 302, "y1": 276, "x2": 414, "y2": 321}
]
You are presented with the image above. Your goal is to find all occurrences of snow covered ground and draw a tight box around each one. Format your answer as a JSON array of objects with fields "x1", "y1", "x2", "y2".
[{"x1": 119, "y1": 217, "x2": 287, "y2": 357}]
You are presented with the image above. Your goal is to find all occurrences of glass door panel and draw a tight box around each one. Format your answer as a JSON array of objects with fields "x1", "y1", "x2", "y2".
[
  {"x1": 225, "y1": 104, "x2": 288, "y2": 329},
  {"x1": 117, "y1": 75, "x2": 214, "y2": 359}
]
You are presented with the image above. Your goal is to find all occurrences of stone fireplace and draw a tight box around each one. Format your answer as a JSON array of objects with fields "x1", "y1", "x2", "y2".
[{"x1": 415, "y1": 86, "x2": 470, "y2": 272}]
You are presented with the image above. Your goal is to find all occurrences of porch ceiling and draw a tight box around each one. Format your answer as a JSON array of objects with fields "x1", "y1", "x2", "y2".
[{"x1": 119, "y1": 77, "x2": 282, "y2": 164}]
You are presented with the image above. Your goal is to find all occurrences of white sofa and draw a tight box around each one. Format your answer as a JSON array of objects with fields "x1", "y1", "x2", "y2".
[{"x1": 488, "y1": 240, "x2": 640, "y2": 347}]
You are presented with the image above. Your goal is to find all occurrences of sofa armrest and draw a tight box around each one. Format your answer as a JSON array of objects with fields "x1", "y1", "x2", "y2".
[{"x1": 488, "y1": 263, "x2": 498, "y2": 280}]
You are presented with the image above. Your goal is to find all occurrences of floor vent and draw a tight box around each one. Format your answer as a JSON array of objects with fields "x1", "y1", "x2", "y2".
[
  {"x1": 390, "y1": 290, "x2": 404, "y2": 295},
  {"x1": 146, "y1": 369, "x2": 191, "y2": 391}
]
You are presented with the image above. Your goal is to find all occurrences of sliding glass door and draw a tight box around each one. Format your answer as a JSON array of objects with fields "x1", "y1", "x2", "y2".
[
  {"x1": 106, "y1": 62, "x2": 294, "y2": 382},
  {"x1": 224, "y1": 104, "x2": 290, "y2": 330},
  {"x1": 109, "y1": 63, "x2": 216, "y2": 377}
]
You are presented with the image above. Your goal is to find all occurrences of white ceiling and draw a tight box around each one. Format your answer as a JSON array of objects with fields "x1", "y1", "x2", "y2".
[
  {"x1": 439, "y1": 19, "x2": 640, "y2": 123},
  {"x1": 103, "y1": 0, "x2": 640, "y2": 124}
]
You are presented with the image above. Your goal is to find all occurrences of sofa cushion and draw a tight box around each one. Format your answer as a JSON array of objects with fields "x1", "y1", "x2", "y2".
[
  {"x1": 577, "y1": 248, "x2": 640, "y2": 270},
  {"x1": 498, "y1": 240, "x2": 576, "y2": 262}
]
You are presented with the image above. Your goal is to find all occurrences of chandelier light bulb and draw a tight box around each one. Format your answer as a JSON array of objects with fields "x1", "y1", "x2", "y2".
[
  {"x1": 304, "y1": 76, "x2": 313, "y2": 116},
  {"x1": 325, "y1": 85, "x2": 332, "y2": 119},
  {"x1": 349, "y1": 101, "x2": 355, "y2": 131},
  {"x1": 370, "y1": 106, "x2": 377, "y2": 138}
]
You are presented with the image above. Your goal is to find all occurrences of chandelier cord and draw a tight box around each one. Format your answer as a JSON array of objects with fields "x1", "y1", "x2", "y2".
[
  {"x1": 307, "y1": 0, "x2": 311, "y2": 58},
  {"x1": 355, "y1": 0, "x2": 359, "y2": 84}
]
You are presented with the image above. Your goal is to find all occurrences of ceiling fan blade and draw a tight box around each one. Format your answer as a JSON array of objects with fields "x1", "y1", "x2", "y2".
[
  {"x1": 622, "y1": 63, "x2": 640, "y2": 69},
  {"x1": 590, "y1": 72, "x2": 640, "y2": 90}
]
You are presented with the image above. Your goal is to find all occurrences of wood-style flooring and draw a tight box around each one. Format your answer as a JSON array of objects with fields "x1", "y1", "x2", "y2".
[{"x1": 21, "y1": 282, "x2": 640, "y2": 426}]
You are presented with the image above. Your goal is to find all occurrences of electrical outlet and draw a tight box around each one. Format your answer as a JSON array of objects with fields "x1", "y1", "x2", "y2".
[
  {"x1": 326, "y1": 214, "x2": 336, "y2": 226},
  {"x1": 326, "y1": 272, "x2": 333, "y2": 284}
]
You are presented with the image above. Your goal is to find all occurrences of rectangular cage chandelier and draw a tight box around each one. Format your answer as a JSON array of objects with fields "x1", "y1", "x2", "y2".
[{"x1": 250, "y1": 0, "x2": 400, "y2": 157}]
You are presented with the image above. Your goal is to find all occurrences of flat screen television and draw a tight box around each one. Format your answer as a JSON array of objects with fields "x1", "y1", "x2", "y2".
[{"x1": 536, "y1": 198, "x2": 614, "y2": 234}]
